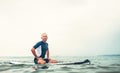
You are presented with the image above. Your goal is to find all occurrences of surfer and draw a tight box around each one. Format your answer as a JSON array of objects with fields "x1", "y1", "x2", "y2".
[{"x1": 31, "y1": 33, "x2": 58, "y2": 65}]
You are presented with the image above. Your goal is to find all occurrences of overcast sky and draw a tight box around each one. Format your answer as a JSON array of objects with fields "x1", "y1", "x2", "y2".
[{"x1": 0, "y1": 0, "x2": 120, "y2": 56}]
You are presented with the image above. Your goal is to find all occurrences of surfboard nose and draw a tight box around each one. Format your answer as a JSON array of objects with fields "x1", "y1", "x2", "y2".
[{"x1": 84, "y1": 59, "x2": 91, "y2": 64}]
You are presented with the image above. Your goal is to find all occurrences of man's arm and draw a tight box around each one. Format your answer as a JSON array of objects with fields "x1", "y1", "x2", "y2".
[
  {"x1": 46, "y1": 50, "x2": 50, "y2": 59},
  {"x1": 31, "y1": 47, "x2": 38, "y2": 58}
]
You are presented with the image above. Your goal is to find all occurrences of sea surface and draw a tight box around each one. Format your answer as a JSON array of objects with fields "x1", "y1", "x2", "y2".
[{"x1": 0, "y1": 55, "x2": 120, "y2": 73}]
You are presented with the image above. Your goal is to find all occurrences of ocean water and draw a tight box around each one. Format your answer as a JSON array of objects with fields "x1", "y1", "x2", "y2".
[{"x1": 0, "y1": 55, "x2": 120, "y2": 73}]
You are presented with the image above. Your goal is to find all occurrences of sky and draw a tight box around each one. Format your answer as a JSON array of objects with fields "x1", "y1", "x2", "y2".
[{"x1": 0, "y1": 0, "x2": 120, "y2": 56}]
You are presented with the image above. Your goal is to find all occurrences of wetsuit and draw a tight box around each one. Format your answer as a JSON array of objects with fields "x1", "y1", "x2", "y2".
[{"x1": 33, "y1": 41, "x2": 49, "y2": 64}]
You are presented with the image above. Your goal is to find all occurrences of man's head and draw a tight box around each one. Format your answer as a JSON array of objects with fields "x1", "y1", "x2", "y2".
[{"x1": 41, "y1": 33, "x2": 48, "y2": 42}]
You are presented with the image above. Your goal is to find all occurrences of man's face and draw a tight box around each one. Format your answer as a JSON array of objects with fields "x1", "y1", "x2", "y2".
[{"x1": 41, "y1": 34, "x2": 48, "y2": 42}]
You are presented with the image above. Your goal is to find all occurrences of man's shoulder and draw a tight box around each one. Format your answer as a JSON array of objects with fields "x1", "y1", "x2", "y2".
[
  {"x1": 37, "y1": 41, "x2": 43, "y2": 44},
  {"x1": 37, "y1": 41, "x2": 48, "y2": 45},
  {"x1": 33, "y1": 41, "x2": 43, "y2": 49},
  {"x1": 46, "y1": 42, "x2": 48, "y2": 45}
]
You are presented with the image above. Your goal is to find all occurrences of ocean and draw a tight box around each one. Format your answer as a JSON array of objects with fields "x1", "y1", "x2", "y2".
[{"x1": 0, "y1": 55, "x2": 120, "y2": 73}]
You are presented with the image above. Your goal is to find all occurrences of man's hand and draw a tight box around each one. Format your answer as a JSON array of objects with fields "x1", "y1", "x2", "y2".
[{"x1": 37, "y1": 57, "x2": 43, "y2": 60}]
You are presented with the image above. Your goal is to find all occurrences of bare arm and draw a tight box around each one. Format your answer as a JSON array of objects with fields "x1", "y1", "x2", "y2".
[
  {"x1": 31, "y1": 47, "x2": 38, "y2": 58},
  {"x1": 46, "y1": 50, "x2": 50, "y2": 59}
]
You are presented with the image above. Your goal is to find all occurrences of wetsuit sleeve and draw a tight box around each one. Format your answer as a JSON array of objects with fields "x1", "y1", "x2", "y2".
[{"x1": 33, "y1": 42, "x2": 41, "y2": 49}]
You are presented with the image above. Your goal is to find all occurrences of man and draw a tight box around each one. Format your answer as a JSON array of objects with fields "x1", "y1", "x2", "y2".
[{"x1": 31, "y1": 33, "x2": 58, "y2": 64}]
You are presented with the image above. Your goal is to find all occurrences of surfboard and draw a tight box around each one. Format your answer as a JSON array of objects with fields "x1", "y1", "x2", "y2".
[
  {"x1": 9, "y1": 59, "x2": 91, "y2": 65},
  {"x1": 9, "y1": 61, "x2": 33, "y2": 65},
  {"x1": 9, "y1": 59, "x2": 91, "y2": 70},
  {"x1": 32, "y1": 59, "x2": 91, "y2": 70},
  {"x1": 57, "y1": 59, "x2": 91, "y2": 65},
  {"x1": 9, "y1": 59, "x2": 90, "y2": 65}
]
